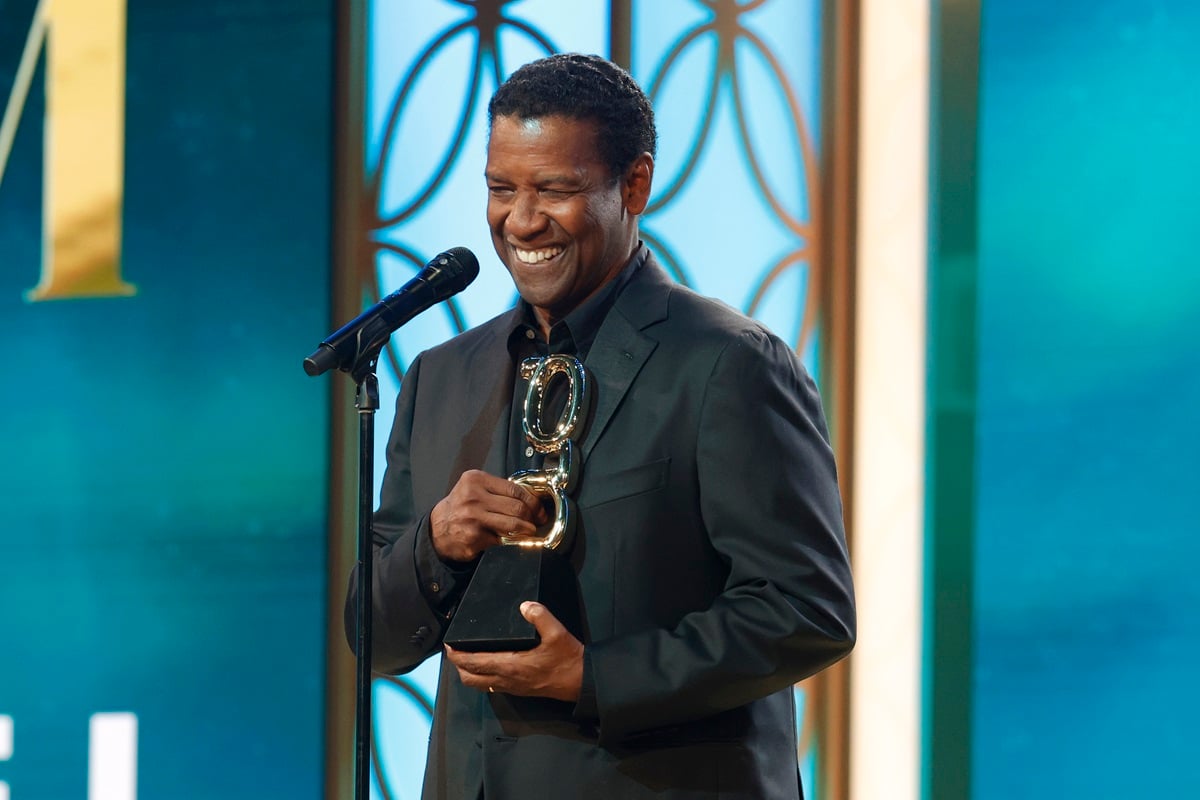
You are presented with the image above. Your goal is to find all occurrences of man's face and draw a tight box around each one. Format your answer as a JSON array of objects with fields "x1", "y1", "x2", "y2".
[{"x1": 485, "y1": 114, "x2": 651, "y2": 334}]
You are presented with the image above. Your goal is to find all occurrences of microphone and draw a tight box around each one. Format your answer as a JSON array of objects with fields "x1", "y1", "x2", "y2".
[{"x1": 304, "y1": 246, "x2": 479, "y2": 376}]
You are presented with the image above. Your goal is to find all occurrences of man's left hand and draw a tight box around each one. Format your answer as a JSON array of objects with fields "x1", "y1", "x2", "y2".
[{"x1": 444, "y1": 601, "x2": 583, "y2": 703}]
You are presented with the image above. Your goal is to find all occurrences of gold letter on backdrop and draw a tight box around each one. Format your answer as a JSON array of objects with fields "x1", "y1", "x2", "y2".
[{"x1": 0, "y1": 0, "x2": 136, "y2": 301}]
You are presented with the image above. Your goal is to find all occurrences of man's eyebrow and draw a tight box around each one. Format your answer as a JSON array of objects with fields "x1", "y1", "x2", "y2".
[
  {"x1": 483, "y1": 171, "x2": 584, "y2": 187},
  {"x1": 537, "y1": 174, "x2": 582, "y2": 186}
]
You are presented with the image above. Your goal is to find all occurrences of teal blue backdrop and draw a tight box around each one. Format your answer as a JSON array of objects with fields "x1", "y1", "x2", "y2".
[
  {"x1": 933, "y1": 0, "x2": 1200, "y2": 797},
  {"x1": 0, "y1": 1, "x2": 334, "y2": 796}
]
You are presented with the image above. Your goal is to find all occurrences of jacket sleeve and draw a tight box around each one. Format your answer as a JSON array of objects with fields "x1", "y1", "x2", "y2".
[
  {"x1": 586, "y1": 329, "x2": 856, "y2": 743},
  {"x1": 343, "y1": 354, "x2": 474, "y2": 674}
]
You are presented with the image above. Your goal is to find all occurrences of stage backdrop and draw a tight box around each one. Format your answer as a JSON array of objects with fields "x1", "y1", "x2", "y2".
[
  {"x1": 971, "y1": 0, "x2": 1200, "y2": 796},
  {"x1": 345, "y1": 1, "x2": 838, "y2": 798},
  {"x1": 925, "y1": 0, "x2": 1200, "y2": 797},
  {"x1": 0, "y1": 1, "x2": 333, "y2": 797}
]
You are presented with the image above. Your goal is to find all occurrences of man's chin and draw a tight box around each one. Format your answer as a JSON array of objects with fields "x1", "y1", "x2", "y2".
[{"x1": 509, "y1": 269, "x2": 568, "y2": 302}]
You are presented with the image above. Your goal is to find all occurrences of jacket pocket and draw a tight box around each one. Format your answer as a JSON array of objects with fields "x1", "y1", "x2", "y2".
[{"x1": 578, "y1": 457, "x2": 670, "y2": 509}]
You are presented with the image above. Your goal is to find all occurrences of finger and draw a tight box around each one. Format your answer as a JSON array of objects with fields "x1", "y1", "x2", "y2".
[
  {"x1": 520, "y1": 601, "x2": 566, "y2": 638},
  {"x1": 445, "y1": 647, "x2": 489, "y2": 686},
  {"x1": 445, "y1": 644, "x2": 508, "y2": 674},
  {"x1": 500, "y1": 479, "x2": 548, "y2": 518},
  {"x1": 444, "y1": 643, "x2": 485, "y2": 670},
  {"x1": 499, "y1": 529, "x2": 549, "y2": 544},
  {"x1": 488, "y1": 497, "x2": 541, "y2": 526},
  {"x1": 437, "y1": 497, "x2": 523, "y2": 538},
  {"x1": 464, "y1": 469, "x2": 525, "y2": 498},
  {"x1": 457, "y1": 471, "x2": 527, "y2": 508},
  {"x1": 528, "y1": 495, "x2": 551, "y2": 526},
  {"x1": 481, "y1": 510, "x2": 539, "y2": 537},
  {"x1": 451, "y1": 662, "x2": 492, "y2": 692},
  {"x1": 462, "y1": 474, "x2": 544, "y2": 527}
]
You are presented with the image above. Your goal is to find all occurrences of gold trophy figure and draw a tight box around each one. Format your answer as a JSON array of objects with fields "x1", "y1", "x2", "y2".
[{"x1": 444, "y1": 355, "x2": 589, "y2": 651}]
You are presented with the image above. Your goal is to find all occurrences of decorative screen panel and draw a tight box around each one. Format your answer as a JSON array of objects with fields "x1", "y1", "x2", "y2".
[
  {"x1": 357, "y1": 2, "x2": 832, "y2": 796},
  {"x1": 362, "y1": 8, "x2": 609, "y2": 797},
  {"x1": 634, "y1": 0, "x2": 824, "y2": 366},
  {"x1": 630, "y1": 0, "x2": 826, "y2": 790}
]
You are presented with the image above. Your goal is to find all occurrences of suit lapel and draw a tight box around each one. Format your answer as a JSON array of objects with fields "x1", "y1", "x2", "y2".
[
  {"x1": 443, "y1": 311, "x2": 518, "y2": 491},
  {"x1": 440, "y1": 256, "x2": 674, "y2": 483},
  {"x1": 579, "y1": 257, "x2": 672, "y2": 461}
]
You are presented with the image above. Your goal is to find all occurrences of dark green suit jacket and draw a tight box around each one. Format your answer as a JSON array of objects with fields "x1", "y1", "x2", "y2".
[{"x1": 349, "y1": 255, "x2": 855, "y2": 799}]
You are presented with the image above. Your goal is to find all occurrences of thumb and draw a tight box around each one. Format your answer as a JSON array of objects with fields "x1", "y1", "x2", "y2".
[{"x1": 520, "y1": 601, "x2": 562, "y2": 633}]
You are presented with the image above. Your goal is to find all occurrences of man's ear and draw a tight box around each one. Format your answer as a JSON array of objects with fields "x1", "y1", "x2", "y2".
[{"x1": 622, "y1": 153, "x2": 655, "y2": 215}]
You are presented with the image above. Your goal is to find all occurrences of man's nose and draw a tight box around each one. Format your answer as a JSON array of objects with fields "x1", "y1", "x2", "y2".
[{"x1": 507, "y1": 191, "x2": 548, "y2": 238}]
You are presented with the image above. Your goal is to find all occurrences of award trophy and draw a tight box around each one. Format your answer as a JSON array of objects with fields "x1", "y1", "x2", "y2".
[{"x1": 443, "y1": 354, "x2": 589, "y2": 651}]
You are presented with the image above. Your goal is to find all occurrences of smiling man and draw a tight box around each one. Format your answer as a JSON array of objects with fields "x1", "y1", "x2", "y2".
[
  {"x1": 484, "y1": 109, "x2": 649, "y2": 340},
  {"x1": 347, "y1": 53, "x2": 855, "y2": 799}
]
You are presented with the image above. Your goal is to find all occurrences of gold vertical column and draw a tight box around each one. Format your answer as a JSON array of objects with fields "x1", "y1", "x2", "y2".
[
  {"x1": 815, "y1": 0, "x2": 861, "y2": 796},
  {"x1": 848, "y1": 0, "x2": 930, "y2": 798},
  {"x1": 27, "y1": 0, "x2": 135, "y2": 301},
  {"x1": 326, "y1": 1, "x2": 369, "y2": 797}
]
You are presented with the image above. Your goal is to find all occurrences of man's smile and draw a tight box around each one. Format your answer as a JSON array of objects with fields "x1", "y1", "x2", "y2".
[{"x1": 511, "y1": 245, "x2": 565, "y2": 265}]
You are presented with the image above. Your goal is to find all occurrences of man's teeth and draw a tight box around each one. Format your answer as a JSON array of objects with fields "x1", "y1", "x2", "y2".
[{"x1": 514, "y1": 247, "x2": 563, "y2": 264}]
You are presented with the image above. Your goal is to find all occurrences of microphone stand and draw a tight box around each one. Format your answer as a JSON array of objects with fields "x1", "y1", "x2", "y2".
[
  {"x1": 348, "y1": 352, "x2": 381, "y2": 800},
  {"x1": 305, "y1": 246, "x2": 478, "y2": 799}
]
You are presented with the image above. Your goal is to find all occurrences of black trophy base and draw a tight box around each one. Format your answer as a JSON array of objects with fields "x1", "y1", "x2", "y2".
[{"x1": 443, "y1": 545, "x2": 582, "y2": 652}]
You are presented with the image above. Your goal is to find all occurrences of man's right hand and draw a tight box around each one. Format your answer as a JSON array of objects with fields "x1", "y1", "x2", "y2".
[{"x1": 429, "y1": 469, "x2": 548, "y2": 563}]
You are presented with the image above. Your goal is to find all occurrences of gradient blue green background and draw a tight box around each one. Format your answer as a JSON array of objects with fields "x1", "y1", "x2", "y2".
[
  {"x1": 4, "y1": 0, "x2": 1197, "y2": 796},
  {"x1": 0, "y1": 1, "x2": 333, "y2": 796},
  {"x1": 970, "y1": 0, "x2": 1200, "y2": 796}
]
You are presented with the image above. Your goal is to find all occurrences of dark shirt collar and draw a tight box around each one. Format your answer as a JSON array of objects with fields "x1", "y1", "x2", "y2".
[{"x1": 506, "y1": 243, "x2": 648, "y2": 360}]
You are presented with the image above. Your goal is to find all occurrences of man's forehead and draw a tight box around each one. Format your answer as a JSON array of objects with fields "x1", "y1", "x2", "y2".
[
  {"x1": 486, "y1": 115, "x2": 607, "y2": 169},
  {"x1": 489, "y1": 113, "x2": 599, "y2": 135},
  {"x1": 493, "y1": 115, "x2": 552, "y2": 140}
]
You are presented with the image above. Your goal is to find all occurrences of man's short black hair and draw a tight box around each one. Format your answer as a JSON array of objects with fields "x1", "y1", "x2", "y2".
[{"x1": 488, "y1": 53, "x2": 657, "y2": 179}]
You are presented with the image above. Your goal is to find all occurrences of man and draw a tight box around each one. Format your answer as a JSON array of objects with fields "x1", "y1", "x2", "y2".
[{"x1": 347, "y1": 53, "x2": 855, "y2": 799}]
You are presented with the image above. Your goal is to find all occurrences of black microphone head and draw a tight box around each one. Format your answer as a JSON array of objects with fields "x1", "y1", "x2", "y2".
[
  {"x1": 430, "y1": 247, "x2": 480, "y2": 297},
  {"x1": 302, "y1": 245, "x2": 480, "y2": 379}
]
